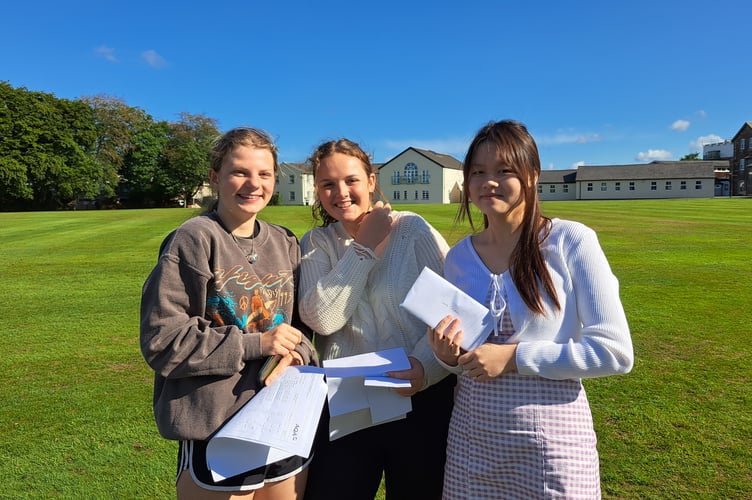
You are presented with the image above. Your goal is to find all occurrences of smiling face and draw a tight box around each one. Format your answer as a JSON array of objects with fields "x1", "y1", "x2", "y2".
[
  {"x1": 209, "y1": 144, "x2": 276, "y2": 235},
  {"x1": 314, "y1": 152, "x2": 376, "y2": 235},
  {"x1": 467, "y1": 141, "x2": 526, "y2": 224}
]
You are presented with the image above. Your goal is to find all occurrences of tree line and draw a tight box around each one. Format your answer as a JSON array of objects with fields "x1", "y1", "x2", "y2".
[{"x1": 0, "y1": 81, "x2": 221, "y2": 211}]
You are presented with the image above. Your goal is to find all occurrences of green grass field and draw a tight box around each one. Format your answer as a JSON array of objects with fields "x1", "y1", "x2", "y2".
[{"x1": 1, "y1": 198, "x2": 750, "y2": 499}]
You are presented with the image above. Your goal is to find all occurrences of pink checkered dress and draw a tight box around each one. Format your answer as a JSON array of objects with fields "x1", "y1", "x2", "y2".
[{"x1": 443, "y1": 305, "x2": 601, "y2": 499}]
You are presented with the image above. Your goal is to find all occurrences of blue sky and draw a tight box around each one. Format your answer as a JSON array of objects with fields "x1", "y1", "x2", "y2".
[{"x1": 2, "y1": 0, "x2": 749, "y2": 169}]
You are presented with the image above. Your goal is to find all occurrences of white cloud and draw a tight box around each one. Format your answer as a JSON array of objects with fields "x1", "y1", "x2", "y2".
[
  {"x1": 536, "y1": 131, "x2": 602, "y2": 146},
  {"x1": 383, "y1": 138, "x2": 469, "y2": 158},
  {"x1": 671, "y1": 120, "x2": 690, "y2": 132},
  {"x1": 94, "y1": 45, "x2": 117, "y2": 62},
  {"x1": 696, "y1": 110, "x2": 707, "y2": 119},
  {"x1": 572, "y1": 161, "x2": 585, "y2": 168},
  {"x1": 142, "y1": 50, "x2": 167, "y2": 68},
  {"x1": 636, "y1": 149, "x2": 673, "y2": 162},
  {"x1": 690, "y1": 134, "x2": 724, "y2": 151}
]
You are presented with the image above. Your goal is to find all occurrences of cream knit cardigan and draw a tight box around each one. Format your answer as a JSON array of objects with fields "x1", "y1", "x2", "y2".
[{"x1": 298, "y1": 210, "x2": 451, "y2": 389}]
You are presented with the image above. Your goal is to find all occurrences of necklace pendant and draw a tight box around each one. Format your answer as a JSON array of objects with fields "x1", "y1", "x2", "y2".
[{"x1": 247, "y1": 250, "x2": 258, "y2": 264}]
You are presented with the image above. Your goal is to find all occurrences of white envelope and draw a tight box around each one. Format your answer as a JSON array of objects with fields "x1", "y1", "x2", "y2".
[{"x1": 400, "y1": 267, "x2": 494, "y2": 351}]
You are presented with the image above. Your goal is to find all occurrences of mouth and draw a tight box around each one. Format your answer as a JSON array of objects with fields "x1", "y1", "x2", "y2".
[
  {"x1": 334, "y1": 200, "x2": 354, "y2": 209},
  {"x1": 238, "y1": 193, "x2": 263, "y2": 202}
]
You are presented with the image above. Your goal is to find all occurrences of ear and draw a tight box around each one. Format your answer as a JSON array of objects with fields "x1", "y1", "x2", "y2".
[
  {"x1": 208, "y1": 168, "x2": 219, "y2": 189},
  {"x1": 367, "y1": 173, "x2": 376, "y2": 193}
]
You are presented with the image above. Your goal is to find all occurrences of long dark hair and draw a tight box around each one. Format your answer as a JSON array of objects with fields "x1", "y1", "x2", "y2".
[
  {"x1": 307, "y1": 138, "x2": 387, "y2": 226},
  {"x1": 458, "y1": 120, "x2": 559, "y2": 314}
]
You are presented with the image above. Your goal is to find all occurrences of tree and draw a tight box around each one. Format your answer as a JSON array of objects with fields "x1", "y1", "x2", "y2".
[
  {"x1": 680, "y1": 153, "x2": 701, "y2": 161},
  {"x1": 0, "y1": 82, "x2": 99, "y2": 210},
  {"x1": 82, "y1": 95, "x2": 154, "y2": 203},
  {"x1": 120, "y1": 119, "x2": 170, "y2": 207},
  {"x1": 160, "y1": 113, "x2": 219, "y2": 206}
]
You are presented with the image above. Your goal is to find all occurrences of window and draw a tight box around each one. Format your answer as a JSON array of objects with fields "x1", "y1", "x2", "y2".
[
  {"x1": 629, "y1": 181, "x2": 635, "y2": 191},
  {"x1": 695, "y1": 181, "x2": 702, "y2": 189},
  {"x1": 681, "y1": 181, "x2": 687, "y2": 190},
  {"x1": 651, "y1": 181, "x2": 657, "y2": 191},
  {"x1": 538, "y1": 185, "x2": 543, "y2": 193},
  {"x1": 422, "y1": 190, "x2": 429, "y2": 200},
  {"x1": 665, "y1": 181, "x2": 672, "y2": 190},
  {"x1": 587, "y1": 182, "x2": 593, "y2": 192},
  {"x1": 414, "y1": 190, "x2": 419, "y2": 200},
  {"x1": 392, "y1": 171, "x2": 401, "y2": 184},
  {"x1": 289, "y1": 174, "x2": 295, "y2": 184},
  {"x1": 600, "y1": 182, "x2": 607, "y2": 191},
  {"x1": 563, "y1": 184, "x2": 569, "y2": 193},
  {"x1": 742, "y1": 138, "x2": 747, "y2": 150},
  {"x1": 393, "y1": 191, "x2": 400, "y2": 200},
  {"x1": 741, "y1": 159, "x2": 746, "y2": 172},
  {"x1": 549, "y1": 185, "x2": 555, "y2": 193},
  {"x1": 289, "y1": 191, "x2": 295, "y2": 201},
  {"x1": 404, "y1": 191, "x2": 408, "y2": 200},
  {"x1": 404, "y1": 163, "x2": 418, "y2": 184},
  {"x1": 615, "y1": 182, "x2": 621, "y2": 191},
  {"x1": 421, "y1": 170, "x2": 430, "y2": 183}
]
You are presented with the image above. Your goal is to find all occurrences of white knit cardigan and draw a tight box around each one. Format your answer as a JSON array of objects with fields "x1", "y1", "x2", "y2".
[{"x1": 298, "y1": 210, "x2": 451, "y2": 388}]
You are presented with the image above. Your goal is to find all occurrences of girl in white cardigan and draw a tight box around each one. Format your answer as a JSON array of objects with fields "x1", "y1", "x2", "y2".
[
  {"x1": 299, "y1": 138, "x2": 455, "y2": 500},
  {"x1": 429, "y1": 120, "x2": 634, "y2": 499}
]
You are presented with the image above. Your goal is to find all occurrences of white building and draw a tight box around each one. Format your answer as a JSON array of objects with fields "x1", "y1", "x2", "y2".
[
  {"x1": 376, "y1": 147, "x2": 464, "y2": 204},
  {"x1": 277, "y1": 162, "x2": 315, "y2": 206},
  {"x1": 573, "y1": 161, "x2": 722, "y2": 200}
]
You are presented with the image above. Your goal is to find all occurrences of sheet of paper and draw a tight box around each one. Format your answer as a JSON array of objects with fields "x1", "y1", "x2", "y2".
[
  {"x1": 400, "y1": 266, "x2": 494, "y2": 351},
  {"x1": 322, "y1": 347, "x2": 411, "y2": 378},
  {"x1": 322, "y1": 348, "x2": 413, "y2": 440},
  {"x1": 206, "y1": 366, "x2": 327, "y2": 482},
  {"x1": 363, "y1": 376, "x2": 412, "y2": 388}
]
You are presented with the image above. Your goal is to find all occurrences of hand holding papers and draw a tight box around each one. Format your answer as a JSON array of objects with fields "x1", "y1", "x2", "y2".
[
  {"x1": 400, "y1": 267, "x2": 493, "y2": 351},
  {"x1": 323, "y1": 348, "x2": 413, "y2": 440},
  {"x1": 206, "y1": 366, "x2": 327, "y2": 482}
]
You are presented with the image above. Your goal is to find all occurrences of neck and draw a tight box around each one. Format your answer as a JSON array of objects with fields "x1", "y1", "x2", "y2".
[{"x1": 216, "y1": 209, "x2": 257, "y2": 238}]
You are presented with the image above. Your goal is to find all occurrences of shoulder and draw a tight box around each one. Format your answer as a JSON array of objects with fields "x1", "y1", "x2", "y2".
[
  {"x1": 301, "y1": 224, "x2": 338, "y2": 252},
  {"x1": 393, "y1": 210, "x2": 438, "y2": 236},
  {"x1": 161, "y1": 214, "x2": 221, "y2": 253},
  {"x1": 546, "y1": 218, "x2": 596, "y2": 243},
  {"x1": 446, "y1": 235, "x2": 473, "y2": 260},
  {"x1": 260, "y1": 220, "x2": 298, "y2": 243}
]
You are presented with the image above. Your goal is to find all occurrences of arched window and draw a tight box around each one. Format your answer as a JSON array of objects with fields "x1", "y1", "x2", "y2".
[{"x1": 404, "y1": 162, "x2": 418, "y2": 184}]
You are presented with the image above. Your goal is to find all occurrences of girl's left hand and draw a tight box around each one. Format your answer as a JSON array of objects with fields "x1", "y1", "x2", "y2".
[
  {"x1": 458, "y1": 343, "x2": 517, "y2": 382},
  {"x1": 386, "y1": 356, "x2": 425, "y2": 397}
]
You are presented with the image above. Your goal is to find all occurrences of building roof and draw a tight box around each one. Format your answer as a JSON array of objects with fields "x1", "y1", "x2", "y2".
[
  {"x1": 732, "y1": 122, "x2": 752, "y2": 141},
  {"x1": 576, "y1": 161, "x2": 724, "y2": 181},
  {"x1": 280, "y1": 162, "x2": 312, "y2": 174},
  {"x1": 539, "y1": 169, "x2": 577, "y2": 183},
  {"x1": 380, "y1": 147, "x2": 462, "y2": 171}
]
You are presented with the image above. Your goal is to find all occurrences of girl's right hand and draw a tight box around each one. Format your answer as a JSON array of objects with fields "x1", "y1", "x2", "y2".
[
  {"x1": 428, "y1": 314, "x2": 464, "y2": 366},
  {"x1": 355, "y1": 201, "x2": 393, "y2": 250},
  {"x1": 260, "y1": 324, "x2": 303, "y2": 357}
]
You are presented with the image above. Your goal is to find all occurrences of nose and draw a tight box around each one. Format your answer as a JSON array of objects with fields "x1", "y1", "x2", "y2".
[{"x1": 333, "y1": 181, "x2": 348, "y2": 197}]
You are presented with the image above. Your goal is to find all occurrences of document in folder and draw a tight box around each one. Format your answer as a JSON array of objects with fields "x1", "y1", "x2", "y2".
[
  {"x1": 400, "y1": 267, "x2": 493, "y2": 351},
  {"x1": 323, "y1": 348, "x2": 413, "y2": 440}
]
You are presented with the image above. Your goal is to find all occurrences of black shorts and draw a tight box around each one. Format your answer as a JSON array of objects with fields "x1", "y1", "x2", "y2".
[{"x1": 177, "y1": 439, "x2": 311, "y2": 492}]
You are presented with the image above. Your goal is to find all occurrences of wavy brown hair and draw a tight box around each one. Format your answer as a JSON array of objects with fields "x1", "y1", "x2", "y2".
[
  {"x1": 458, "y1": 120, "x2": 559, "y2": 315},
  {"x1": 307, "y1": 138, "x2": 387, "y2": 227}
]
